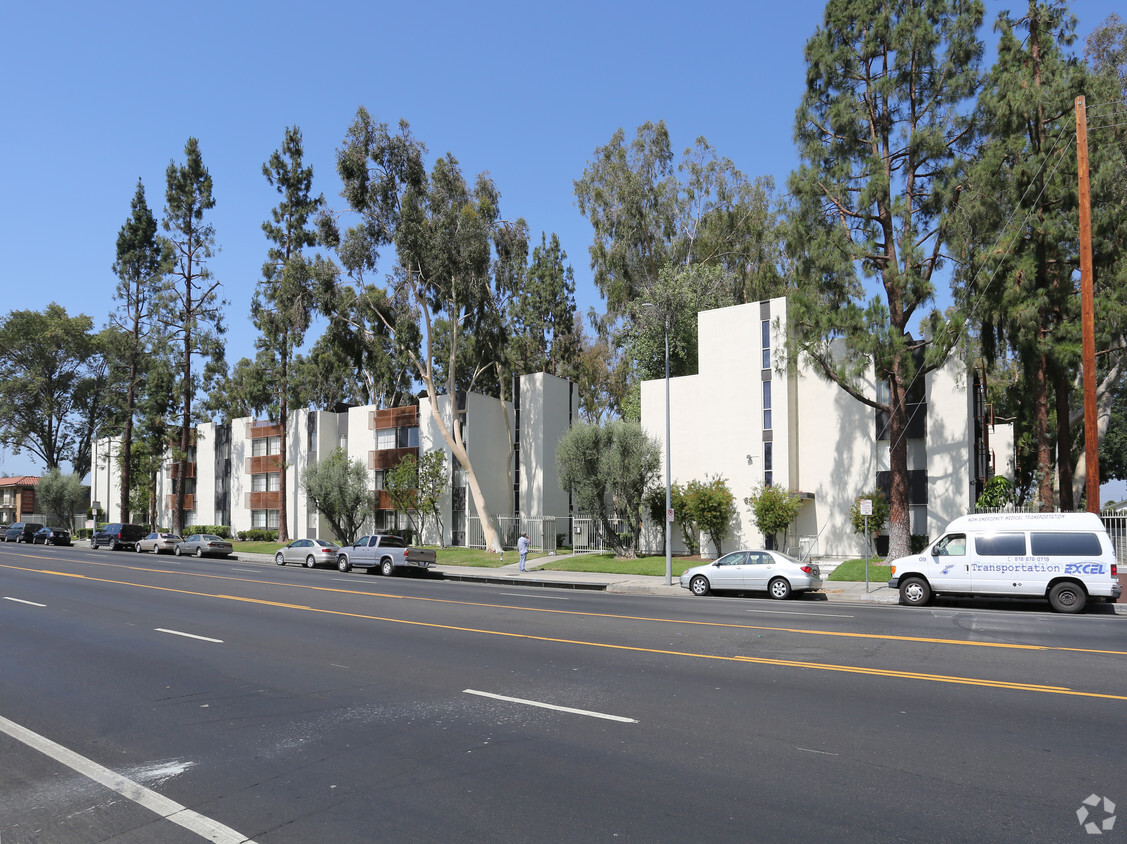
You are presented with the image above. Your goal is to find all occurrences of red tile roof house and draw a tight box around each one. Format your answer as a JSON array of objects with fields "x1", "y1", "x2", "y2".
[{"x1": 0, "y1": 475, "x2": 39, "y2": 524}]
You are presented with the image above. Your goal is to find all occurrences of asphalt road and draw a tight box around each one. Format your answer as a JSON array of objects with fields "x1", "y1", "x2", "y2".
[{"x1": 1, "y1": 542, "x2": 1124, "y2": 842}]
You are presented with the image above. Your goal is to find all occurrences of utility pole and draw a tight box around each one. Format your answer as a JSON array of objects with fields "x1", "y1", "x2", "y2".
[{"x1": 1075, "y1": 96, "x2": 1100, "y2": 513}]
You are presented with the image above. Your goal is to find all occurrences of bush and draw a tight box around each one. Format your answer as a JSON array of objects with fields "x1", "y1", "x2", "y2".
[
  {"x1": 184, "y1": 525, "x2": 231, "y2": 539},
  {"x1": 236, "y1": 528, "x2": 277, "y2": 542}
]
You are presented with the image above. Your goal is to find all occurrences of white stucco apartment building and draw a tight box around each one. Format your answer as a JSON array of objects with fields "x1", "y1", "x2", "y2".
[
  {"x1": 640, "y1": 298, "x2": 1013, "y2": 559},
  {"x1": 91, "y1": 372, "x2": 578, "y2": 548}
]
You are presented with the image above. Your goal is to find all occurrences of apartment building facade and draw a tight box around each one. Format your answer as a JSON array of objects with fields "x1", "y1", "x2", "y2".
[
  {"x1": 639, "y1": 297, "x2": 1013, "y2": 559},
  {"x1": 92, "y1": 372, "x2": 578, "y2": 546}
]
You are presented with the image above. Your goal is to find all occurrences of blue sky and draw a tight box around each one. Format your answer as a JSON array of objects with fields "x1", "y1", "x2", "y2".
[{"x1": 2, "y1": 0, "x2": 1124, "y2": 498}]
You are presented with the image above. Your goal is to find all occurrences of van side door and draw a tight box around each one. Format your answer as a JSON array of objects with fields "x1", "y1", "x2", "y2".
[{"x1": 970, "y1": 531, "x2": 1029, "y2": 595}]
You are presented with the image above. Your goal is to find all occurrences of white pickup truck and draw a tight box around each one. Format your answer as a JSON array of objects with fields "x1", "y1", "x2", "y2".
[{"x1": 336, "y1": 534, "x2": 437, "y2": 576}]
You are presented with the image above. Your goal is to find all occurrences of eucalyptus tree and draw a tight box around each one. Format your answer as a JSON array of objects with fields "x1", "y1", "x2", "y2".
[
  {"x1": 786, "y1": 0, "x2": 984, "y2": 559},
  {"x1": 161, "y1": 138, "x2": 226, "y2": 534},
  {"x1": 253, "y1": 126, "x2": 337, "y2": 541},
  {"x1": 507, "y1": 232, "x2": 580, "y2": 378},
  {"x1": 0, "y1": 304, "x2": 109, "y2": 476},
  {"x1": 332, "y1": 109, "x2": 527, "y2": 553},
  {"x1": 110, "y1": 179, "x2": 166, "y2": 521}
]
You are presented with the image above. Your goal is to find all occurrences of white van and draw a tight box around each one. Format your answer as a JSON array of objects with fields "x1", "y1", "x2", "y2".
[{"x1": 888, "y1": 512, "x2": 1121, "y2": 613}]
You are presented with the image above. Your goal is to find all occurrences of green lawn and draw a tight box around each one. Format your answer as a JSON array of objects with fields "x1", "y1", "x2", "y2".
[
  {"x1": 537, "y1": 553, "x2": 699, "y2": 577},
  {"x1": 827, "y1": 559, "x2": 892, "y2": 582}
]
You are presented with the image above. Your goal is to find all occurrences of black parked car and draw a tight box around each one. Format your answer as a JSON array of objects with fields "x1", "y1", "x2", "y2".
[
  {"x1": 33, "y1": 527, "x2": 72, "y2": 546},
  {"x1": 91, "y1": 523, "x2": 147, "y2": 551},
  {"x1": 5, "y1": 522, "x2": 44, "y2": 543}
]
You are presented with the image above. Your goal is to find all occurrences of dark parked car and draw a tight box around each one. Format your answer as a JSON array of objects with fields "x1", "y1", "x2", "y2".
[
  {"x1": 5, "y1": 522, "x2": 44, "y2": 543},
  {"x1": 33, "y1": 527, "x2": 72, "y2": 546},
  {"x1": 91, "y1": 523, "x2": 147, "y2": 551},
  {"x1": 176, "y1": 534, "x2": 234, "y2": 558}
]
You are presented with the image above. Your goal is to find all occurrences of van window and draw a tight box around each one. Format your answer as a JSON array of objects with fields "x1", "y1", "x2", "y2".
[
  {"x1": 975, "y1": 533, "x2": 1027, "y2": 556},
  {"x1": 935, "y1": 534, "x2": 966, "y2": 556},
  {"x1": 1030, "y1": 532, "x2": 1103, "y2": 557}
]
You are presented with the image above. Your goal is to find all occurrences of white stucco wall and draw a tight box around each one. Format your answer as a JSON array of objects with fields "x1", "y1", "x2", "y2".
[{"x1": 519, "y1": 372, "x2": 573, "y2": 519}]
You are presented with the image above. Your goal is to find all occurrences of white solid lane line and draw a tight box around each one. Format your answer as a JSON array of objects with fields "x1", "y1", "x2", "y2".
[
  {"x1": 155, "y1": 628, "x2": 224, "y2": 643},
  {"x1": 4, "y1": 597, "x2": 46, "y2": 607},
  {"x1": 464, "y1": 689, "x2": 638, "y2": 723},
  {"x1": 0, "y1": 713, "x2": 255, "y2": 843},
  {"x1": 497, "y1": 592, "x2": 570, "y2": 600}
]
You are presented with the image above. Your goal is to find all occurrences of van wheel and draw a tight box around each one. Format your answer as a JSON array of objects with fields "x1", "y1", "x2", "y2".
[
  {"x1": 899, "y1": 577, "x2": 932, "y2": 607},
  {"x1": 1048, "y1": 581, "x2": 1086, "y2": 614}
]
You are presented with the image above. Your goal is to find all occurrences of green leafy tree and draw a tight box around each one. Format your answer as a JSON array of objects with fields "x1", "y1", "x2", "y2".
[
  {"x1": 507, "y1": 232, "x2": 580, "y2": 377},
  {"x1": 953, "y1": 3, "x2": 1091, "y2": 510},
  {"x1": 252, "y1": 126, "x2": 337, "y2": 541},
  {"x1": 415, "y1": 450, "x2": 448, "y2": 546},
  {"x1": 786, "y1": 0, "x2": 984, "y2": 559},
  {"x1": 557, "y1": 420, "x2": 661, "y2": 558},
  {"x1": 975, "y1": 475, "x2": 1015, "y2": 508},
  {"x1": 0, "y1": 304, "x2": 109, "y2": 476},
  {"x1": 38, "y1": 468, "x2": 85, "y2": 527},
  {"x1": 301, "y1": 447, "x2": 373, "y2": 545},
  {"x1": 161, "y1": 138, "x2": 226, "y2": 534},
  {"x1": 745, "y1": 483, "x2": 804, "y2": 551},
  {"x1": 689, "y1": 474, "x2": 738, "y2": 556},
  {"x1": 333, "y1": 110, "x2": 526, "y2": 552},
  {"x1": 645, "y1": 481, "x2": 699, "y2": 555},
  {"x1": 849, "y1": 490, "x2": 891, "y2": 553},
  {"x1": 384, "y1": 453, "x2": 422, "y2": 538},
  {"x1": 110, "y1": 179, "x2": 167, "y2": 522}
]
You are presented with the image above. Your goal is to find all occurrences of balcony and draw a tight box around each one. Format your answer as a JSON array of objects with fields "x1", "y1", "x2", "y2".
[
  {"x1": 168, "y1": 462, "x2": 197, "y2": 479},
  {"x1": 246, "y1": 455, "x2": 283, "y2": 474},
  {"x1": 370, "y1": 406, "x2": 418, "y2": 430},
  {"x1": 369, "y1": 447, "x2": 417, "y2": 471},
  {"x1": 165, "y1": 494, "x2": 195, "y2": 511},
  {"x1": 245, "y1": 491, "x2": 282, "y2": 510}
]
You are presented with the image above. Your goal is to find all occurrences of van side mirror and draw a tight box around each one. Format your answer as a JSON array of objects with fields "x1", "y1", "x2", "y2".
[{"x1": 931, "y1": 546, "x2": 940, "y2": 556}]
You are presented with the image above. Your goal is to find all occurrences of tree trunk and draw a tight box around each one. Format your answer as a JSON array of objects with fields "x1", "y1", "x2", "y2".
[
  {"x1": 175, "y1": 331, "x2": 190, "y2": 535},
  {"x1": 1054, "y1": 368, "x2": 1074, "y2": 510},
  {"x1": 1033, "y1": 352, "x2": 1054, "y2": 511},
  {"x1": 278, "y1": 352, "x2": 289, "y2": 542}
]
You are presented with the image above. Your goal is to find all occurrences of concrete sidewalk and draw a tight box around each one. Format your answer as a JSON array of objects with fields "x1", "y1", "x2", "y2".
[{"x1": 235, "y1": 552, "x2": 1121, "y2": 611}]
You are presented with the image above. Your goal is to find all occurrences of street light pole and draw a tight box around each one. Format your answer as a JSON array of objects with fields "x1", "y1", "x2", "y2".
[{"x1": 663, "y1": 314, "x2": 672, "y2": 586}]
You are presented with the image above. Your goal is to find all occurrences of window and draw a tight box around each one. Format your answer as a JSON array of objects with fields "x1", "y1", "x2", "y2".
[
  {"x1": 398, "y1": 425, "x2": 419, "y2": 448},
  {"x1": 975, "y1": 533, "x2": 1026, "y2": 556},
  {"x1": 252, "y1": 510, "x2": 279, "y2": 529},
  {"x1": 251, "y1": 473, "x2": 280, "y2": 493},
  {"x1": 373, "y1": 470, "x2": 385, "y2": 491},
  {"x1": 251, "y1": 436, "x2": 281, "y2": 457},
  {"x1": 375, "y1": 428, "x2": 396, "y2": 450},
  {"x1": 935, "y1": 534, "x2": 966, "y2": 556},
  {"x1": 763, "y1": 441, "x2": 773, "y2": 488},
  {"x1": 762, "y1": 320, "x2": 771, "y2": 370},
  {"x1": 762, "y1": 381, "x2": 772, "y2": 430},
  {"x1": 1030, "y1": 532, "x2": 1103, "y2": 557}
]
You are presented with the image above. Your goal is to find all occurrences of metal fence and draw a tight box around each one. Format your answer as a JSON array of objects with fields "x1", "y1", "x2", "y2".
[
  {"x1": 569, "y1": 516, "x2": 628, "y2": 554},
  {"x1": 466, "y1": 516, "x2": 558, "y2": 553}
]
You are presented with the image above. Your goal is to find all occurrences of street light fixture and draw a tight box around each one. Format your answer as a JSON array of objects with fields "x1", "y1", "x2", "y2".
[{"x1": 642, "y1": 302, "x2": 673, "y2": 586}]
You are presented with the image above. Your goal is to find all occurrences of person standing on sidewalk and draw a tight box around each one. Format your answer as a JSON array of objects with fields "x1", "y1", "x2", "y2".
[{"x1": 517, "y1": 532, "x2": 530, "y2": 572}]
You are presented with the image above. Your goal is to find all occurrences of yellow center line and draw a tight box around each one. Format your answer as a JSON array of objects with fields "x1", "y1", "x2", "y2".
[
  {"x1": 4, "y1": 560, "x2": 1127, "y2": 702},
  {"x1": 5, "y1": 556, "x2": 1127, "y2": 659}
]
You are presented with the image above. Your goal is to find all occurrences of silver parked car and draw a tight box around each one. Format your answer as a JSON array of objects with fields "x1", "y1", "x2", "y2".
[
  {"x1": 176, "y1": 534, "x2": 233, "y2": 558},
  {"x1": 136, "y1": 532, "x2": 184, "y2": 554},
  {"x1": 274, "y1": 538, "x2": 340, "y2": 568},
  {"x1": 680, "y1": 550, "x2": 823, "y2": 599}
]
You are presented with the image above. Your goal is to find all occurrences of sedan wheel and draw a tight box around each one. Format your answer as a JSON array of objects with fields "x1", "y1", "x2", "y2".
[
  {"x1": 304, "y1": 555, "x2": 316, "y2": 568},
  {"x1": 275, "y1": 552, "x2": 286, "y2": 566},
  {"x1": 175, "y1": 546, "x2": 183, "y2": 556},
  {"x1": 690, "y1": 575, "x2": 710, "y2": 596},
  {"x1": 768, "y1": 577, "x2": 792, "y2": 600},
  {"x1": 337, "y1": 556, "x2": 351, "y2": 573},
  {"x1": 135, "y1": 543, "x2": 143, "y2": 553},
  {"x1": 195, "y1": 547, "x2": 203, "y2": 558}
]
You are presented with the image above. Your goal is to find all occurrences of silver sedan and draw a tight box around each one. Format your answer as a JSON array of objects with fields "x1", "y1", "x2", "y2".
[
  {"x1": 176, "y1": 534, "x2": 233, "y2": 558},
  {"x1": 136, "y1": 532, "x2": 183, "y2": 554},
  {"x1": 274, "y1": 538, "x2": 340, "y2": 568},
  {"x1": 680, "y1": 550, "x2": 823, "y2": 599}
]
